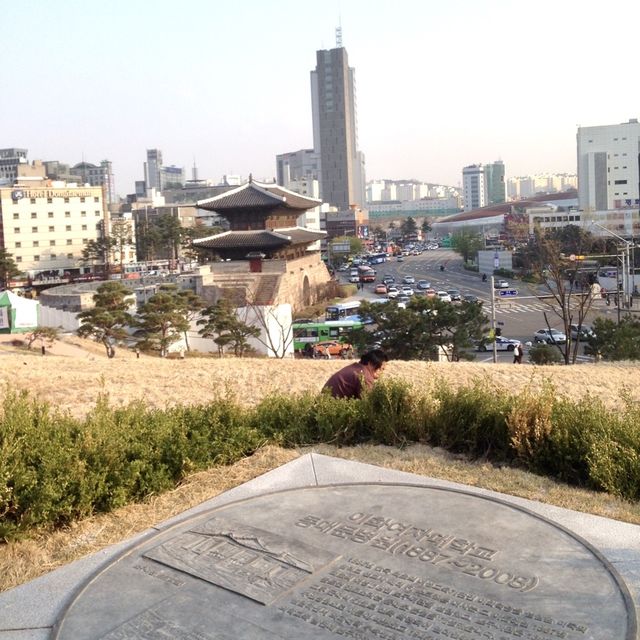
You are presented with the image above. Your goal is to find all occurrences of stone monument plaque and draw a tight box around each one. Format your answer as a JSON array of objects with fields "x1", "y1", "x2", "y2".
[{"x1": 52, "y1": 484, "x2": 637, "y2": 639}]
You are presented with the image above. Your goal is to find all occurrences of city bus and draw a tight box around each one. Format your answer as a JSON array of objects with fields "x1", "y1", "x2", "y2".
[
  {"x1": 325, "y1": 301, "x2": 361, "y2": 322},
  {"x1": 366, "y1": 252, "x2": 388, "y2": 265},
  {"x1": 292, "y1": 320, "x2": 363, "y2": 353}
]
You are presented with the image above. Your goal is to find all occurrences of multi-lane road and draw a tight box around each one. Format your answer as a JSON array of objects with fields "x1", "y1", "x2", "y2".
[{"x1": 342, "y1": 248, "x2": 616, "y2": 363}]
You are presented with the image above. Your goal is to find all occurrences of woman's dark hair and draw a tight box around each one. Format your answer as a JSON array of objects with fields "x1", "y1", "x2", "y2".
[{"x1": 360, "y1": 349, "x2": 388, "y2": 370}]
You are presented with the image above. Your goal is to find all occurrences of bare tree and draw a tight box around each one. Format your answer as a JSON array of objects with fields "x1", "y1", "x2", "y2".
[
  {"x1": 242, "y1": 289, "x2": 294, "y2": 359},
  {"x1": 530, "y1": 230, "x2": 597, "y2": 364}
]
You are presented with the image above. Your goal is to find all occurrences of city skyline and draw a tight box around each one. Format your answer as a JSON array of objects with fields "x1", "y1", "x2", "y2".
[{"x1": 3, "y1": 0, "x2": 639, "y2": 197}]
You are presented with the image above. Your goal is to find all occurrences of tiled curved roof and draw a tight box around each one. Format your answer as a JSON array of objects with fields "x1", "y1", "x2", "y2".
[
  {"x1": 197, "y1": 181, "x2": 321, "y2": 212},
  {"x1": 193, "y1": 227, "x2": 326, "y2": 250}
]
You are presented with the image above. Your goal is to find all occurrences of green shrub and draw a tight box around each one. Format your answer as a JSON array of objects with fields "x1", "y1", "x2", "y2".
[
  {"x1": 429, "y1": 380, "x2": 512, "y2": 459},
  {"x1": 250, "y1": 393, "x2": 319, "y2": 446},
  {"x1": 528, "y1": 344, "x2": 563, "y2": 365},
  {"x1": 361, "y1": 379, "x2": 430, "y2": 445}
]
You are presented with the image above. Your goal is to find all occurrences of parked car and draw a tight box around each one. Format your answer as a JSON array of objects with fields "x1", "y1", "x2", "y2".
[
  {"x1": 534, "y1": 328, "x2": 567, "y2": 344},
  {"x1": 436, "y1": 290, "x2": 452, "y2": 303},
  {"x1": 447, "y1": 289, "x2": 462, "y2": 301},
  {"x1": 494, "y1": 279, "x2": 510, "y2": 289},
  {"x1": 417, "y1": 279, "x2": 431, "y2": 290},
  {"x1": 402, "y1": 275, "x2": 415, "y2": 284},
  {"x1": 570, "y1": 324, "x2": 595, "y2": 340},
  {"x1": 374, "y1": 283, "x2": 388, "y2": 295},
  {"x1": 476, "y1": 336, "x2": 521, "y2": 352},
  {"x1": 313, "y1": 341, "x2": 353, "y2": 358}
]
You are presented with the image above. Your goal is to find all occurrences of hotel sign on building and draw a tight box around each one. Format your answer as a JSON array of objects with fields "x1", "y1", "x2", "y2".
[{"x1": 0, "y1": 181, "x2": 106, "y2": 277}]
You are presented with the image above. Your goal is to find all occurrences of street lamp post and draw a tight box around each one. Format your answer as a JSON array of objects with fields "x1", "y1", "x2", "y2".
[{"x1": 590, "y1": 222, "x2": 633, "y2": 309}]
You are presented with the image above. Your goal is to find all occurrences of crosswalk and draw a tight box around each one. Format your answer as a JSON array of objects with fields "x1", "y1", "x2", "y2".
[{"x1": 477, "y1": 298, "x2": 552, "y2": 314}]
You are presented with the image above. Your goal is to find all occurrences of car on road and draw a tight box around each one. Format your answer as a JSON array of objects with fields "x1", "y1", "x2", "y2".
[
  {"x1": 374, "y1": 283, "x2": 388, "y2": 295},
  {"x1": 402, "y1": 275, "x2": 415, "y2": 284},
  {"x1": 396, "y1": 256, "x2": 405, "y2": 262},
  {"x1": 534, "y1": 328, "x2": 567, "y2": 344},
  {"x1": 401, "y1": 285, "x2": 414, "y2": 296},
  {"x1": 397, "y1": 294, "x2": 410, "y2": 305},
  {"x1": 494, "y1": 279, "x2": 510, "y2": 289},
  {"x1": 387, "y1": 286, "x2": 399, "y2": 299},
  {"x1": 570, "y1": 324, "x2": 595, "y2": 340},
  {"x1": 436, "y1": 290, "x2": 452, "y2": 302},
  {"x1": 348, "y1": 275, "x2": 360, "y2": 283},
  {"x1": 463, "y1": 294, "x2": 479, "y2": 303},
  {"x1": 447, "y1": 289, "x2": 462, "y2": 301},
  {"x1": 476, "y1": 336, "x2": 522, "y2": 352},
  {"x1": 313, "y1": 340, "x2": 353, "y2": 358},
  {"x1": 424, "y1": 288, "x2": 437, "y2": 298},
  {"x1": 417, "y1": 279, "x2": 431, "y2": 290},
  {"x1": 382, "y1": 275, "x2": 395, "y2": 284}
]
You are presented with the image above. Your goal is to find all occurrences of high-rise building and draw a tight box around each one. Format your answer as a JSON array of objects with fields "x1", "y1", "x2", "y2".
[
  {"x1": 0, "y1": 148, "x2": 28, "y2": 185},
  {"x1": 72, "y1": 160, "x2": 116, "y2": 204},
  {"x1": 144, "y1": 149, "x2": 163, "y2": 193},
  {"x1": 276, "y1": 149, "x2": 320, "y2": 187},
  {"x1": 311, "y1": 43, "x2": 365, "y2": 210},
  {"x1": 462, "y1": 162, "x2": 506, "y2": 211},
  {"x1": 577, "y1": 119, "x2": 640, "y2": 211},
  {"x1": 462, "y1": 165, "x2": 487, "y2": 211},
  {"x1": 159, "y1": 165, "x2": 185, "y2": 190},
  {"x1": 484, "y1": 160, "x2": 505, "y2": 206}
]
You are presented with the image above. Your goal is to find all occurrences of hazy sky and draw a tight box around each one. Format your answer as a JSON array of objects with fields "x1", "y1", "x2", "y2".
[{"x1": 3, "y1": 0, "x2": 639, "y2": 196}]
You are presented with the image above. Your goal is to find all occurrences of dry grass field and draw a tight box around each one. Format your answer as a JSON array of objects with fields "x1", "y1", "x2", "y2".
[
  {"x1": 1, "y1": 333, "x2": 639, "y2": 416},
  {"x1": 1, "y1": 334, "x2": 640, "y2": 592}
]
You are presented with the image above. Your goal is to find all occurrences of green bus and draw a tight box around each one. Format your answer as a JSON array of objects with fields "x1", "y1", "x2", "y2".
[{"x1": 292, "y1": 320, "x2": 363, "y2": 353}]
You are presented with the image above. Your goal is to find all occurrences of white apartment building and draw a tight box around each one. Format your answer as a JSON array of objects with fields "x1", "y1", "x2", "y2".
[
  {"x1": 507, "y1": 174, "x2": 578, "y2": 199},
  {"x1": 462, "y1": 165, "x2": 486, "y2": 211},
  {"x1": 0, "y1": 178, "x2": 106, "y2": 277},
  {"x1": 577, "y1": 119, "x2": 640, "y2": 211}
]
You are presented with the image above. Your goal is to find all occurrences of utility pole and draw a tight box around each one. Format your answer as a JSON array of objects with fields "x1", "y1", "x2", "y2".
[{"x1": 490, "y1": 275, "x2": 497, "y2": 363}]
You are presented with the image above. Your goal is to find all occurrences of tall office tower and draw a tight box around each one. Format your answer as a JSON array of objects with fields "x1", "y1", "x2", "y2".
[
  {"x1": 311, "y1": 42, "x2": 366, "y2": 210},
  {"x1": 577, "y1": 119, "x2": 640, "y2": 211},
  {"x1": 0, "y1": 148, "x2": 28, "y2": 185},
  {"x1": 462, "y1": 165, "x2": 487, "y2": 211},
  {"x1": 144, "y1": 149, "x2": 163, "y2": 193},
  {"x1": 484, "y1": 160, "x2": 505, "y2": 205}
]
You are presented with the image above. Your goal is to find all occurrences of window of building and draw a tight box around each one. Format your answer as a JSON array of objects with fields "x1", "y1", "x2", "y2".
[
  {"x1": 66, "y1": 239, "x2": 72, "y2": 245},
  {"x1": 81, "y1": 224, "x2": 87, "y2": 231},
  {"x1": 14, "y1": 241, "x2": 21, "y2": 248},
  {"x1": 30, "y1": 198, "x2": 36, "y2": 204},
  {"x1": 82, "y1": 238, "x2": 88, "y2": 245},
  {"x1": 15, "y1": 256, "x2": 21, "y2": 263},
  {"x1": 95, "y1": 210, "x2": 101, "y2": 216},
  {"x1": 31, "y1": 212, "x2": 37, "y2": 219},
  {"x1": 96, "y1": 223, "x2": 101, "y2": 230},
  {"x1": 615, "y1": 180, "x2": 628, "y2": 185},
  {"x1": 33, "y1": 255, "x2": 40, "y2": 262},
  {"x1": 50, "y1": 254, "x2": 56, "y2": 260},
  {"x1": 94, "y1": 196, "x2": 99, "y2": 203},
  {"x1": 64, "y1": 197, "x2": 69, "y2": 203},
  {"x1": 67, "y1": 253, "x2": 73, "y2": 259},
  {"x1": 33, "y1": 240, "x2": 39, "y2": 247},
  {"x1": 47, "y1": 197, "x2": 53, "y2": 204},
  {"x1": 81, "y1": 211, "x2": 86, "y2": 217},
  {"x1": 31, "y1": 226, "x2": 38, "y2": 233},
  {"x1": 12, "y1": 213, "x2": 19, "y2": 220},
  {"x1": 48, "y1": 225, "x2": 55, "y2": 232},
  {"x1": 80, "y1": 197, "x2": 85, "y2": 203},
  {"x1": 66, "y1": 225, "x2": 71, "y2": 231},
  {"x1": 50, "y1": 240, "x2": 56, "y2": 246},
  {"x1": 13, "y1": 227, "x2": 20, "y2": 234},
  {"x1": 65, "y1": 211, "x2": 71, "y2": 217}
]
